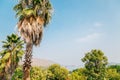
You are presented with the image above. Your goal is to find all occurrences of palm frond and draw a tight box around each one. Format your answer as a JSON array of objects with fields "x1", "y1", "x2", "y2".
[
  {"x1": 14, "y1": 0, "x2": 53, "y2": 45},
  {"x1": 13, "y1": 3, "x2": 23, "y2": 11},
  {"x1": 0, "y1": 34, "x2": 24, "y2": 78},
  {"x1": 23, "y1": 9, "x2": 34, "y2": 16}
]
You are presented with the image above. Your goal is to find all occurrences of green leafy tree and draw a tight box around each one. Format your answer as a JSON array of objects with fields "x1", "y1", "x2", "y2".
[
  {"x1": 47, "y1": 64, "x2": 69, "y2": 80},
  {"x1": 0, "y1": 34, "x2": 24, "y2": 80},
  {"x1": 72, "y1": 68, "x2": 86, "y2": 76},
  {"x1": 30, "y1": 67, "x2": 47, "y2": 80},
  {"x1": 108, "y1": 65, "x2": 120, "y2": 73},
  {"x1": 106, "y1": 68, "x2": 120, "y2": 80},
  {"x1": 82, "y1": 49, "x2": 108, "y2": 80},
  {"x1": 69, "y1": 72, "x2": 86, "y2": 80},
  {"x1": 69, "y1": 72, "x2": 81, "y2": 80},
  {"x1": 68, "y1": 68, "x2": 87, "y2": 80},
  {"x1": 12, "y1": 66, "x2": 23, "y2": 80},
  {"x1": 12, "y1": 66, "x2": 47, "y2": 80},
  {"x1": 14, "y1": 0, "x2": 53, "y2": 79},
  {"x1": 12, "y1": 65, "x2": 68, "y2": 80}
]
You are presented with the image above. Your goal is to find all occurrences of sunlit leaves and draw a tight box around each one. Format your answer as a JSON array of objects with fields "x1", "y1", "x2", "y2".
[
  {"x1": 14, "y1": 0, "x2": 53, "y2": 26},
  {"x1": 31, "y1": 67, "x2": 47, "y2": 80},
  {"x1": 47, "y1": 64, "x2": 69, "y2": 80},
  {"x1": 82, "y1": 49, "x2": 108, "y2": 80},
  {"x1": 106, "y1": 67, "x2": 120, "y2": 79},
  {"x1": 0, "y1": 34, "x2": 24, "y2": 79},
  {"x1": 12, "y1": 67, "x2": 23, "y2": 80},
  {"x1": 2, "y1": 52, "x2": 10, "y2": 60}
]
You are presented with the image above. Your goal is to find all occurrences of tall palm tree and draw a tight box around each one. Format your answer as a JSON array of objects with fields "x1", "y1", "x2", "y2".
[
  {"x1": 14, "y1": 0, "x2": 53, "y2": 80},
  {"x1": 0, "y1": 34, "x2": 24, "y2": 80}
]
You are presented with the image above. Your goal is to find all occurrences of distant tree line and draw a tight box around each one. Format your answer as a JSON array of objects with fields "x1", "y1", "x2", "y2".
[{"x1": 0, "y1": 36, "x2": 120, "y2": 80}]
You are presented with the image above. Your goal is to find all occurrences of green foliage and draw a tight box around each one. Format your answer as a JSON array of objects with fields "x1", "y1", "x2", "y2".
[
  {"x1": 69, "y1": 72, "x2": 86, "y2": 80},
  {"x1": 82, "y1": 49, "x2": 108, "y2": 80},
  {"x1": 12, "y1": 67, "x2": 23, "y2": 80},
  {"x1": 0, "y1": 33, "x2": 24, "y2": 67},
  {"x1": 12, "y1": 66, "x2": 47, "y2": 80},
  {"x1": 69, "y1": 68, "x2": 87, "y2": 80},
  {"x1": 0, "y1": 33, "x2": 24, "y2": 79},
  {"x1": 11, "y1": 64, "x2": 69, "y2": 80},
  {"x1": 108, "y1": 65, "x2": 120, "y2": 73},
  {"x1": 11, "y1": 64, "x2": 120, "y2": 80},
  {"x1": 106, "y1": 68, "x2": 120, "y2": 80},
  {"x1": 47, "y1": 64, "x2": 69, "y2": 80},
  {"x1": 30, "y1": 67, "x2": 46, "y2": 80},
  {"x1": 1, "y1": 46, "x2": 120, "y2": 80},
  {"x1": 14, "y1": 0, "x2": 53, "y2": 26},
  {"x1": 105, "y1": 65, "x2": 120, "y2": 80},
  {"x1": 72, "y1": 68, "x2": 86, "y2": 76}
]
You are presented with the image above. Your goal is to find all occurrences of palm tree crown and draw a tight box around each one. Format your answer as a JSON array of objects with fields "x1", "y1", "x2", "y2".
[
  {"x1": 14, "y1": 0, "x2": 53, "y2": 45},
  {"x1": 0, "y1": 34, "x2": 24, "y2": 79},
  {"x1": 14, "y1": 0, "x2": 53, "y2": 80}
]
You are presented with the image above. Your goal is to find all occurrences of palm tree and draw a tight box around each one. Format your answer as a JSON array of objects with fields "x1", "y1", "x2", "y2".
[
  {"x1": 14, "y1": 0, "x2": 53, "y2": 80},
  {"x1": 0, "y1": 34, "x2": 24, "y2": 80}
]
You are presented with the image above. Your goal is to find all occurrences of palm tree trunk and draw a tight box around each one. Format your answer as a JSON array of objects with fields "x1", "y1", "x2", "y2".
[
  {"x1": 0, "y1": 70, "x2": 7, "y2": 80},
  {"x1": 23, "y1": 43, "x2": 33, "y2": 80},
  {"x1": 4, "y1": 54, "x2": 12, "y2": 80}
]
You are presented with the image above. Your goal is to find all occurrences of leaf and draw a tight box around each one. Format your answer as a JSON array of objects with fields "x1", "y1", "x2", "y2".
[
  {"x1": 16, "y1": 10, "x2": 23, "y2": 18},
  {"x1": 2, "y1": 41, "x2": 7, "y2": 44},
  {"x1": 13, "y1": 3, "x2": 23, "y2": 12},
  {"x1": 3, "y1": 52, "x2": 10, "y2": 60},
  {"x1": 0, "y1": 62, "x2": 5, "y2": 70},
  {"x1": 2, "y1": 43, "x2": 10, "y2": 48},
  {"x1": 17, "y1": 50, "x2": 24, "y2": 58},
  {"x1": 23, "y1": 9, "x2": 34, "y2": 16},
  {"x1": 0, "y1": 50, "x2": 5, "y2": 56}
]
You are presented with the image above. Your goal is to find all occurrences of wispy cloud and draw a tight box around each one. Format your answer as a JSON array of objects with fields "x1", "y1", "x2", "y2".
[
  {"x1": 94, "y1": 22, "x2": 103, "y2": 27},
  {"x1": 88, "y1": 22, "x2": 104, "y2": 32},
  {"x1": 76, "y1": 33, "x2": 102, "y2": 43}
]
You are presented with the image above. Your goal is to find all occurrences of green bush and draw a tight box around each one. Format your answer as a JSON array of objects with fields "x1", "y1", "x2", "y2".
[{"x1": 47, "y1": 64, "x2": 69, "y2": 80}]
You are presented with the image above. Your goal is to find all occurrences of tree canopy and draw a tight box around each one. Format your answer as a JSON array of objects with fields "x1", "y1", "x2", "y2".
[{"x1": 82, "y1": 49, "x2": 108, "y2": 80}]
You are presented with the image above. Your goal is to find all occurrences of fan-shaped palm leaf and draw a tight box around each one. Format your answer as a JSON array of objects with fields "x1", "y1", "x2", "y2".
[
  {"x1": 14, "y1": 0, "x2": 53, "y2": 80},
  {"x1": 0, "y1": 34, "x2": 24, "y2": 80}
]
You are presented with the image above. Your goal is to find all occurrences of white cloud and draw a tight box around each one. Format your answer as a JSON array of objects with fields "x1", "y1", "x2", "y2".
[
  {"x1": 88, "y1": 22, "x2": 104, "y2": 32},
  {"x1": 94, "y1": 22, "x2": 103, "y2": 27},
  {"x1": 76, "y1": 33, "x2": 102, "y2": 43}
]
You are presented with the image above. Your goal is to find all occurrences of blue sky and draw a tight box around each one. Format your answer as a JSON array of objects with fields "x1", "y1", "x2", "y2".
[{"x1": 0, "y1": 0, "x2": 120, "y2": 65}]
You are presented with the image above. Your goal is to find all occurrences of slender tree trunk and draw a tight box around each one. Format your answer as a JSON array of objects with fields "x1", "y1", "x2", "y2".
[
  {"x1": 23, "y1": 43, "x2": 33, "y2": 80},
  {"x1": 0, "y1": 53, "x2": 18, "y2": 80},
  {"x1": 2, "y1": 54, "x2": 12, "y2": 80}
]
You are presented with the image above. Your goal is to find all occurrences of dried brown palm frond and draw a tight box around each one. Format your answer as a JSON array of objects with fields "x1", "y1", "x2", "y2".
[{"x1": 18, "y1": 16, "x2": 44, "y2": 46}]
